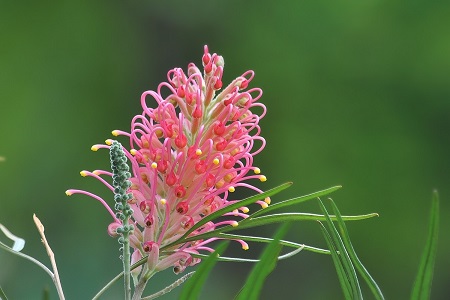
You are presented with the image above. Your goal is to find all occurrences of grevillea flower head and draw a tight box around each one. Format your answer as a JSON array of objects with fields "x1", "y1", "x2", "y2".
[{"x1": 67, "y1": 46, "x2": 268, "y2": 274}]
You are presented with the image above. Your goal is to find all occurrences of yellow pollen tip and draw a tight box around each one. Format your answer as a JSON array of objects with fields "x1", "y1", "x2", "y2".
[
  {"x1": 105, "y1": 139, "x2": 113, "y2": 145},
  {"x1": 111, "y1": 130, "x2": 120, "y2": 136},
  {"x1": 231, "y1": 221, "x2": 239, "y2": 227},
  {"x1": 151, "y1": 162, "x2": 157, "y2": 169},
  {"x1": 215, "y1": 180, "x2": 225, "y2": 188},
  {"x1": 228, "y1": 186, "x2": 235, "y2": 193},
  {"x1": 80, "y1": 171, "x2": 88, "y2": 177},
  {"x1": 93, "y1": 170, "x2": 100, "y2": 175},
  {"x1": 264, "y1": 197, "x2": 271, "y2": 205},
  {"x1": 160, "y1": 199, "x2": 167, "y2": 205},
  {"x1": 213, "y1": 158, "x2": 220, "y2": 165},
  {"x1": 65, "y1": 190, "x2": 72, "y2": 196},
  {"x1": 195, "y1": 149, "x2": 202, "y2": 156},
  {"x1": 259, "y1": 175, "x2": 267, "y2": 182},
  {"x1": 260, "y1": 202, "x2": 269, "y2": 209},
  {"x1": 91, "y1": 145, "x2": 99, "y2": 151},
  {"x1": 130, "y1": 149, "x2": 137, "y2": 155},
  {"x1": 242, "y1": 244, "x2": 249, "y2": 250},
  {"x1": 254, "y1": 167, "x2": 261, "y2": 174},
  {"x1": 241, "y1": 207, "x2": 250, "y2": 213}
]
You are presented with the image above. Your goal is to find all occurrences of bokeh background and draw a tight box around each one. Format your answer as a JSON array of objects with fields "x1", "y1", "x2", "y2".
[{"x1": 1, "y1": 0, "x2": 449, "y2": 299}]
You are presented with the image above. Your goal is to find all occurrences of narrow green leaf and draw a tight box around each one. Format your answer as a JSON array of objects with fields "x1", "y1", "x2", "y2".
[
  {"x1": 236, "y1": 223, "x2": 290, "y2": 300},
  {"x1": 179, "y1": 241, "x2": 229, "y2": 300},
  {"x1": 250, "y1": 185, "x2": 342, "y2": 218},
  {"x1": 318, "y1": 199, "x2": 362, "y2": 300},
  {"x1": 0, "y1": 286, "x2": 9, "y2": 300},
  {"x1": 411, "y1": 191, "x2": 440, "y2": 300},
  {"x1": 319, "y1": 222, "x2": 353, "y2": 300},
  {"x1": 237, "y1": 212, "x2": 378, "y2": 231},
  {"x1": 42, "y1": 287, "x2": 50, "y2": 300},
  {"x1": 329, "y1": 199, "x2": 385, "y2": 300},
  {"x1": 179, "y1": 212, "x2": 377, "y2": 247},
  {"x1": 189, "y1": 244, "x2": 303, "y2": 263},
  {"x1": 217, "y1": 233, "x2": 330, "y2": 255},
  {"x1": 161, "y1": 182, "x2": 292, "y2": 251}
]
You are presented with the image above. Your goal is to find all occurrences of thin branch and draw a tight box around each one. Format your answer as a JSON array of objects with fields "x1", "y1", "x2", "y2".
[
  {"x1": 33, "y1": 214, "x2": 65, "y2": 300},
  {"x1": 141, "y1": 272, "x2": 195, "y2": 300},
  {"x1": 0, "y1": 240, "x2": 53, "y2": 277}
]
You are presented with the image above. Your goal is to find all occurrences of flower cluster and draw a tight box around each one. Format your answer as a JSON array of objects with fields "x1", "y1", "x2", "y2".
[{"x1": 67, "y1": 46, "x2": 268, "y2": 275}]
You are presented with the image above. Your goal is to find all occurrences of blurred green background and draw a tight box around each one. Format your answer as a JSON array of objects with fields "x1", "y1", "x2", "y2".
[{"x1": 1, "y1": 0, "x2": 449, "y2": 299}]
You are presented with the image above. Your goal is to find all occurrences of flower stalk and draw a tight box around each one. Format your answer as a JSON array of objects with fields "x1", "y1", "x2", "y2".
[{"x1": 109, "y1": 141, "x2": 134, "y2": 299}]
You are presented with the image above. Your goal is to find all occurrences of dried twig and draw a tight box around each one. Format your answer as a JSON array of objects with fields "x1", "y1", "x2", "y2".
[{"x1": 33, "y1": 214, "x2": 65, "y2": 300}]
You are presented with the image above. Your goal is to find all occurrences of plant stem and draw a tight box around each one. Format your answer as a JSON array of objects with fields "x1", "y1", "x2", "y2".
[
  {"x1": 123, "y1": 222, "x2": 131, "y2": 300},
  {"x1": 132, "y1": 275, "x2": 148, "y2": 300},
  {"x1": 33, "y1": 214, "x2": 65, "y2": 300},
  {"x1": 141, "y1": 271, "x2": 195, "y2": 300}
]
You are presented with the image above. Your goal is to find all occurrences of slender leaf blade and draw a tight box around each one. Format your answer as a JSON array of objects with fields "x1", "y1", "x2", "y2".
[
  {"x1": 411, "y1": 191, "x2": 440, "y2": 300},
  {"x1": 236, "y1": 223, "x2": 290, "y2": 300},
  {"x1": 319, "y1": 222, "x2": 353, "y2": 299},
  {"x1": 161, "y1": 182, "x2": 292, "y2": 251},
  {"x1": 218, "y1": 233, "x2": 330, "y2": 255},
  {"x1": 250, "y1": 185, "x2": 342, "y2": 218},
  {"x1": 179, "y1": 241, "x2": 229, "y2": 300},
  {"x1": 329, "y1": 199, "x2": 385, "y2": 300},
  {"x1": 318, "y1": 199, "x2": 362, "y2": 300},
  {"x1": 42, "y1": 287, "x2": 50, "y2": 300},
  {"x1": 179, "y1": 212, "x2": 378, "y2": 246}
]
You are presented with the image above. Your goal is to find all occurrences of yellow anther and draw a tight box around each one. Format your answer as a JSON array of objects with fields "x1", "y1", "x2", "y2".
[
  {"x1": 130, "y1": 149, "x2": 137, "y2": 155},
  {"x1": 111, "y1": 130, "x2": 120, "y2": 136},
  {"x1": 264, "y1": 197, "x2": 271, "y2": 205},
  {"x1": 65, "y1": 190, "x2": 73, "y2": 196},
  {"x1": 242, "y1": 243, "x2": 249, "y2": 250},
  {"x1": 195, "y1": 149, "x2": 202, "y2": 156},
  {"x1": 233, "y1": 209, "x2": 239, "y2": 216},
  {"x1": 160, "y1": 199, "x2": 167, "y2": 205},
  {"x1": 231, "y1": 221, "x2": 239, "y2": 227},
  {"x1": 213, "y1": 158, "x2": 220, "y2": 165},
  {"x1": 215, "y1": 179, "x2": 225, "y2": 189},
  {"x1": 93, "y1": 170, "x2": 100, "y2": 175},
  {"x1": 155, "y1": 129, "x2": 164, "y2": 138},
  {"x1": 224, "y1": 173, "x2": 235, "y2": 183},
  {"x1": 151, "y1": 162, "x2": 157, "y2": 169},
  {"x1": 259, "y1": 175, "x2": 267, "y2": 182},
  {"x1": 260, "y1": 202, "x2": 268, "y2": 209},
  {"x1": 241, "y1": 207, "x2": 250, "y2": 213},
  {"x1": 91, "y1": 145, "x2": 99, "y2": 151},
  {"x1": 80, "y1": 170, "x2": 88, "y2": 177},
  {"x1": 230, "y1": 147, "x2": 240, "y2": 156},
  {"x1": 105, "y1": 139, "x2": 113, "y2": 145},
  {"x1": 253, "y1": 167, "x2": 261, "y2": 174},
  {"x1": 228, "y1": 186, "x2": 235, "y2": 193}
]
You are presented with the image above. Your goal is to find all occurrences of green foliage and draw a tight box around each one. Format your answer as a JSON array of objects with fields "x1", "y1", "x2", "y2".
[
  {"x1": 176, "y1": 184, "x2": 377, "y2": 249},
  {"x1": 162, "y1": 182, "x2": 293, "y2": 251},
  {"x1": 93, "y1": 184, "x2": 377, "y2": 298},
  {"x1": 319, "y1": 198, "x2": 384, "y2": 300},
  {"x1": 236, "y1": 223, "x2": 290, "y2": 300},
  {"x1": 411, "y1": 191, "x2": 440, "y2": 300},
  {"x1": 179, "y1": 242, "x2": 229, "y2": 300}
]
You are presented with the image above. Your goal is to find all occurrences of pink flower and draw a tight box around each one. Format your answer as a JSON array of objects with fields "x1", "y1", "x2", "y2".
[{"x1": 67, "y1": 46, "x2": 268, "y2": 274}]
